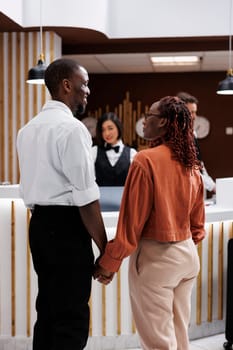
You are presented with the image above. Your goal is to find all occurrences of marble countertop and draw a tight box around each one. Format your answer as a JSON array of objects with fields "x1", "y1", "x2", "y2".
[{"x1": 1, "y1": 185, "x2": 233, "y2": 224}]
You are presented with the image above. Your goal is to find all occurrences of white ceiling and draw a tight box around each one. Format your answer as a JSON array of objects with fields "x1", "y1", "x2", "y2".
[{"x1": 64, "y1": 51, "x2": 230, "y2": 74}]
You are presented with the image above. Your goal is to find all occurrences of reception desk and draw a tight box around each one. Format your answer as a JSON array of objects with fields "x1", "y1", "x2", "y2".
[{"x1": 0, "y1": 185, "x2": 233, "y2": 350}]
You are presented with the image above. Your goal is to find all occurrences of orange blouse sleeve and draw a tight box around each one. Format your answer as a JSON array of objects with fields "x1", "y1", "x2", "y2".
[
  {"x1": 99, "y1": 158, "x2": 154, "y2": 272},
  {"x1": 190, "y1": 178, "x2": 206, "y2": 244}
]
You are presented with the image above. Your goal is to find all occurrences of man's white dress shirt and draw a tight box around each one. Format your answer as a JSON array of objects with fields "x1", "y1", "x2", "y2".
[{"x1": 17, "y1": 100, "x2": 99, "y2": 209}]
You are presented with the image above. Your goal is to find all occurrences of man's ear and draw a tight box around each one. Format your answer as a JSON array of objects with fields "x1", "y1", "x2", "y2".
[{"x1": 63, "y1": 79, "x2": 71, "y2": 92}]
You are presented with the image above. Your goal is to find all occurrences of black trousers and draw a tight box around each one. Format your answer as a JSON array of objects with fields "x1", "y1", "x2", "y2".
[{"x1": 29, "y1": 205, "x2": 94, "y2": 350}]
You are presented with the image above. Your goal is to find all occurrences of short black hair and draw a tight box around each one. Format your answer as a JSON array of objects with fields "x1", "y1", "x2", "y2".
[
  {"x1": 44, "y1": 58, "x2": 81, "y2": 97},
  {"x1": 176, "y1": 91, "x2": 198, "y2": 105}
]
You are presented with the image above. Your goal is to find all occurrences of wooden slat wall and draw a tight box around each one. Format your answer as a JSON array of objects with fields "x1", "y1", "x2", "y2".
[
  {"x1": 207, "y1": 224, "x2": 213, "y2": 322},
  {"x1": 11, "y1": 201, "x2": 15, "y2": 336},
  {"x1": 218, "y1": 222, "x2": 224, "y2": 320},
  {"x1": 16, "y1": 33, "x2": 21, "y2": 179},
  {"x1": 0, "y1": 33, "x2": 4, "y2": 180},
  {"x1": 8, "y1": 34, "x2": 13, "y2": 184},
  {"x1": 0, "y1": 31, "x2": 62, "y2": 184}
]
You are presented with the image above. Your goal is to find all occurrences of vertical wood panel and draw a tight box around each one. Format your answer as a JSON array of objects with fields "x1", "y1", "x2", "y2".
[
  {"x1": 132, "y1": 318, "x2": 136, "y2": 334},
  {"x1": 117, "y1": 270, "x2": 121, "y2": 334},
  {"x1": 8, "y1": 34, "x2": 13, "y2": 183},
  {"x1": 207, "y1": 224, "x2": 213, "y2": 322},
  {"x1": 16, "y1": 33, "x2": 21, "y2": 183},
  {"x1": 132, "y1": 110, "x2": 136, "y2": 144},
  {"x1": 50, "y1": 31, "x2": 54, "y2": 62},
  {"x1": 3, "y1": 33, "x2": 9, "y2": 181},
  {"x1": 128, "y1": 102, "x2": 133, "y2": 145},
  {"x1": 26, "y1": 209, "x2": 31, "y2": 337},
  {"x1": 196, "y1": 241, "x2": 202, "y2": 325},
  {"x1": 102, "y1": 285, "x2": 106, "y2": 336},
  {"x1": 41, "y1": 32, "x2": 46, "y2": 104},
  {"x1": 11, "y1": 201, "x2": 15, "y2": 336},
  {"x1": 33, "y1": 32, "x2": 38, "y2": 116},
  {"x1": 24, "y1": 32, "x2": 29, "y2": 125},
  {"x1": 0, "y1": 33, "x2": 4, "y2": 181},
  {"x1": 218, "y1": 222, "x2": 224, "y2": 320},
  {"x1": 229, "y1": 221, "x2": 233, "y2": 239},
  {"x1": 137, "y1": 100, "x2": 141, "y2": 118},
  {"x1": 118, "y1": 104, "x2": 122, "y2": 121}
]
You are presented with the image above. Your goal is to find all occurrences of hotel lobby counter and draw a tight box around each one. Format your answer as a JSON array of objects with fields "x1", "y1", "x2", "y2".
[{"x1": 0, "y1": 186, "x2": 233, "y2": 349}]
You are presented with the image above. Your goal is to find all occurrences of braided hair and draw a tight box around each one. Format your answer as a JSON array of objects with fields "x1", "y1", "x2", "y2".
[{"x1": 151, "y1": 96, "x2": 201, "y2": 170}]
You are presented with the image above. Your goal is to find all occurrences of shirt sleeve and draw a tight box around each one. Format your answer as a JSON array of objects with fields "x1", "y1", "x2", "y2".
[
  {"x1": 190, "y1": 177, "x2": 206, "y2": 245},
  {"x1": 99, "y1": 158, "x2": 154, "y2": 272},
  {"x1": 130, "y1": 148, "x2": 137, "y2": 163},
  {"x1": 201, "y1": 162, "x2": 215, "y2": 192},
  {"x1": 59, "y1": 123, "x2": 100, "y2": 206},
  {"x1": 92, "y1": 145, "x2": 98, "y2": 163}
]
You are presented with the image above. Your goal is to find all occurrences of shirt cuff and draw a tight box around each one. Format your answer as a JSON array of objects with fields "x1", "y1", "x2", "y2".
[
  {"x1": 99, "y1": 249, "x2": 123, "y2": 272},
  {"x1": 73, "y1": 183, "x2": 100, "y2": 206}
]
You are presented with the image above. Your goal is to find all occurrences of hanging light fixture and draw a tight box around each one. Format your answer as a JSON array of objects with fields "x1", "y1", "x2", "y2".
[
  {"x1": 26, "y1": 0, "x2": 46, "y2": 84},
  {"x1": 217, "y1": 0, "x2": 233, "y2": 95}
]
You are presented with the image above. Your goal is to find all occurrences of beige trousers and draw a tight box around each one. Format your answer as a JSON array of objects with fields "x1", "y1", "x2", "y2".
[{"x1": 129, "y1": 238, "x2": 200, "y2": 350}]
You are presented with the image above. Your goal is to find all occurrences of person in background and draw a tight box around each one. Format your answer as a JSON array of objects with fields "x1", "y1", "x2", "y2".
[
  {"x1": 177, "y1": 91, "x2": 216, "y2": 195},
  {"x1": 94, "y1": 96, "x2": 206, "y2": 350},
  {"x1": 81, "y1": 116, "x2": 98, "y2": 145},
  {"x1": 17, "y1": 58, "x2": 107, "y2": 350},
  {"x1": 92, "y1": 112, "x2": 137, "y2": 186}
]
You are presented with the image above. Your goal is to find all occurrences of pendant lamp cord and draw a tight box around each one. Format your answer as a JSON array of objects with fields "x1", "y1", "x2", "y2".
[{"x1": 39, "y1": 0, "x2": 44, "y2": 60}]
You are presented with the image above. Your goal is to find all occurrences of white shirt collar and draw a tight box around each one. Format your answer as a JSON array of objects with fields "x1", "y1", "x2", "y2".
[
  {"x1": 105, "y1": 139, "x2": 123, "y2": 147},
  {"x1": 42, "y1": 100, "x2": 74, "y2": 119}
]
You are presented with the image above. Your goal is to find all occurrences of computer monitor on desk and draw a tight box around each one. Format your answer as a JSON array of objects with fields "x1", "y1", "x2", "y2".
[{"x1": 99, "y1": 186, "x2": 124, "y2": 212}]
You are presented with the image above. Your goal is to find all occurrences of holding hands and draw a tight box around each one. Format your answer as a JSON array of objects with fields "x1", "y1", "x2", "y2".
[{"x1": 93, "y1": 262, "x2": 115, "y2": 285}]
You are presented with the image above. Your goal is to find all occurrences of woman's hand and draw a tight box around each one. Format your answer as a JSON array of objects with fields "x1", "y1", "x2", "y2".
[{"x1": 93, "y1": 264, "x2": 115, "y2": 285}]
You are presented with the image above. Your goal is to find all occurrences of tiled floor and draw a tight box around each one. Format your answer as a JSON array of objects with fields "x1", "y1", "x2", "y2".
[
  {"x1": 190, "y1": 333, "x2": 227, "y2": 350},
  {"x1": 125, "y1": 333, "x2": 229, "y2": 350}
]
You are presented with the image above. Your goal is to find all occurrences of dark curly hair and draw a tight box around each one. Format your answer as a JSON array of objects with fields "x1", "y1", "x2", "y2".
[
  {"x1": 96, "y1": 112, "x2": 122, "y2": 147},
  {"x1": 151, "y1": 96, "x2": 201, "y2": 170}
]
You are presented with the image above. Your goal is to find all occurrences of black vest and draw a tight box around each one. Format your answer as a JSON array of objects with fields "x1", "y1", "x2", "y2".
[
  {"x1": 194, "y1": 136, "x2": 202, "y2": 161},
  {"x1": 95, "y1": 146, "x2": 130, "y2": 186}
]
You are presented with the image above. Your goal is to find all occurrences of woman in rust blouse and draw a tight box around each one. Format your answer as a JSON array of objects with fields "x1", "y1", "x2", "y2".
[{"x1": 95, "y1": 96, "x2": 206, "y2": 350}]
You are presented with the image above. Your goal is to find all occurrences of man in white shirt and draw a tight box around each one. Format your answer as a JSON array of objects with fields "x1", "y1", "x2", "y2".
[{"x1": 17, "y1": 58, "x2": 107, "y2": 350}]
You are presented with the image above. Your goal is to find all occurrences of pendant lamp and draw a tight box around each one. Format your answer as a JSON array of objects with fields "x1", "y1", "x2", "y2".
[
  {"x1": 26, "y1": 0, "x2": 46, "y2": 84},
  {"x1": 217, "y1": 0, "x2": 233, "y2": 95}
]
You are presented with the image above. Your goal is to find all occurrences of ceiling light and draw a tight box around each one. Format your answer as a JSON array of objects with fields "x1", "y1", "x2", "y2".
[
  {"x1": 217, "y1": 0, "x2": 233, "y2": 95},
  {"x1": 150, "y1": 56, "x2": 200, "y2": 66},
  {"x1": 26, "y1": 0, "x2": 47, "y2": 84},
  {"x1": 27, "y1": 53, "x2": 46, "y2": 84},
  {"x1": 217, "y1": 69, "x2": 233, "y2": 95}
]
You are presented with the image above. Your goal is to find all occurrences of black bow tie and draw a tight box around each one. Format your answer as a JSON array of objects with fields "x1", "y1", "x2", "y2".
[{"x1": 105, "y1": 144, "x2": 120, "y2": 153}]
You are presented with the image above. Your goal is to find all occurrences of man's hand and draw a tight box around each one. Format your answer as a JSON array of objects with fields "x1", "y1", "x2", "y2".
[{"x1": 93, "y1": 264, "x2": 115, "y2": 285}]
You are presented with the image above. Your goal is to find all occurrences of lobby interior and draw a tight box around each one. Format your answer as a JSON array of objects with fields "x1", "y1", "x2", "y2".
[{"x1": 0, "y1": 1, "x2": 233, "y2": 349}]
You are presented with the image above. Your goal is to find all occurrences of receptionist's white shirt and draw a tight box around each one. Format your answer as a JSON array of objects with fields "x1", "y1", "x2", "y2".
[{"x1": 92, "y1": 140, "x2": 137, "y2": 166}]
